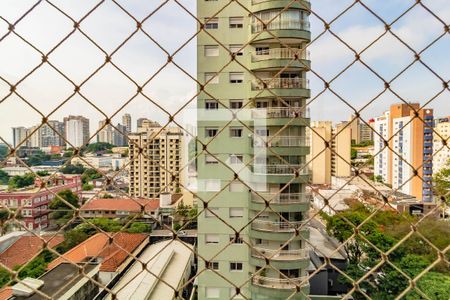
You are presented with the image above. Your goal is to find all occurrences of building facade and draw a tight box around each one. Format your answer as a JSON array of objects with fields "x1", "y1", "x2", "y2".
[
  {"x1": 11, "y1": 127, "x2": 28, "y2": 148},
  {"x1": 433, "y1": 117, "x2": 450, "y2": 174},
  {"x1": 40, "y1": 120, "x2": 65, "y2": 147},
  {"x1": 310, "y1": 121, "x2": 351, "y2": 185},
  {"x1": 0, "y1": 175, "x2": 82, "y2": 230},
  {"x1": 122, "y1": 113, "x2": 132, "y2": 134},
  {"x1": 197, "y1": 1, "x2": 311, "y2": 299},
  {"x1": 373, "y1": 104, "x2": 434, "y2": 202},
  {"x1": 64, "y1": 115, "x2": 90, "y2": 148},
  {"x1": 129, "y1": 124, "x2": 183, "y2": 198}
]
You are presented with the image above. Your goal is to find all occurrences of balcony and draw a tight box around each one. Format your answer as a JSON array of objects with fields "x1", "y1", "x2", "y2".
[
  {"x1": 251, "y1": 192, "x2": 311, "y2": 204},
  {"x1": 252, "y1": 275, "x2": 309, "y2": 289},
  {"x1": 252, "y1": 20, "x2": 310, "y2": 34},
  {"x1": 252, "y1": 78, "x2": 309, "y2": 90},
  {"x1": 251, "y1": 219, "x2": 304, "y2": 232},
  {"x1": 252, "y1": 107, "x2": 309, "y2": 119},
  {"x1": 253, "y1": 48, "x2": 310, "y2": 61},
  {"x1": 253, "y1": 164, "x2": 309, "y2": 175},
  {"x1": 252, "y1": 247, "x2": 309, "y2": 261},
  {"x1": 253, "y1": 136, "x2": 309, "y2": 148}
]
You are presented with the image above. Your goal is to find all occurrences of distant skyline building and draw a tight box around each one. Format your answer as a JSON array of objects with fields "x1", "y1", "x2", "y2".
[
  {"x1": 348, "y1": 115, "x2": 373, "y2": 145},
  {"x1": 97, "y1": 120, "x2": 115, "y2": 145},
  {"x1": 129, "y1": 122, "x2": 184, "y2": 198},
  {"x1": 122, "y1": 113, "x2": 132, "y2": 133},
  {"x1": 310, "y1": 121, "x2": 351, "y2": 185},
  {"x1": 11, "y1": 127, "x2": 28, "y2": 148},
  {"x1": 40, "y1": 120, "x2": 65, "y2": 147},
  {"x1": 64, "y1": 115, "x2": 90, "y2": 148},
  {"x1": 433, "y1": 117, "x2": 450, "y2": 174},
  {"x1": 373, "y1": 103, "x2": 434, "y2": 202}
]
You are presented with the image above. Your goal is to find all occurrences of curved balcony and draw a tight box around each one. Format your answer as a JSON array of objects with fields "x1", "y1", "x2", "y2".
[
  {"x1": 251, "y1": 192, "x2": 311, "y2": 205},
  {"x1": 251, "y1": 219, "x2": 305, "y2": 232},
  {"x1": 252, "y1": 0, "x2": 310, "y2": 11},
  {"x1": 252, "y1": 107, "x2": 309, "y2": 119},
  {"x1": 252, "y1": 275, "x2": 309, "y2": 289},
  {"x1": 251, "y1": 48, "x2": 310, "y2": 70},
  {"x1": 253, "y1": 136, "x2": 309, "y2": 148},
  {"x1": 250, "y1": 78, "x2": 310, "y2": 99},
  {"x1": 252, "y1": 164, "x2": 309, "y2": 175},
  {"x1": 251, "y1": 19, "x2": 311, "y2": 43},
  {"x1": 252, "y1": 247, "x2": 309, "y2": 261}
]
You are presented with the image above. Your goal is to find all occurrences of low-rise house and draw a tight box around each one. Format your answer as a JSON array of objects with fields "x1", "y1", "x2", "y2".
[
  {"x1": 0, "y1": 234, "x2": 63, "y2": 270},
  {"x1": 47, "y1": 232, "x2": 148, "y2": 285},
  {"x1": 79, "y1": 198, "x2": 160, "y2": 223},
  {"x1": 0, "y1": 175, "x2": 82, "y2": 231}
]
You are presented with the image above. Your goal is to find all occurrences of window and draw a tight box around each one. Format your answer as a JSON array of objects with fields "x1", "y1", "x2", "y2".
[
  {"x1": 229, "y1": 17, "x2": 244, "y2": 28},
  {"x1": 229, "y1": 180, "x2": 245, "y2": 192},
  {"x1": 205, "y1": 234, "x2": 219, "y2": 244},
  {"x1": 230, "y1": 262, "x2": 243, "y2": 271},
  {"x1": 205, "y1": 128, "x2": 218, "y2": 137},
  {"x1": 255, "y1": 46, "x2": 270, "y2": 55},
  {"x1": 205, "y1": 17, "x2": 219, "y2": 29},
  {"x1": 229, "y1": 72, "x2": 244, "y2": 83},
  {"x1": 205, "y1": 72, "x2": 219, "y2": 84},
  {"x1": 229, "y1": 44, "x2": 243, "y2": 56},
  {"x1": 230, "y1": 127, "x2": 243, "y2": 137},
  {"x1": 205, "y1": 155, "x2": 219, "y2": 164},
  {"x1": 229, "y1": 235, "x2": 244, "y2": 244},
  {"x1": 204, "y1": 179, "x2": 221, "y2": 191},
  {"x1": 205, "y1": 287, "x2": 220, "y2": 298},
  {"x1": 204, "y1": 45, "x2": 219, "y2": 56},
  {"x1": 205, "y1": 100, "x2": 219, "y2": 110},
  {"x1": 230, "y1": 154, "x2": 243, "y2": 164},
  {"x1": 230, "y1": 207, "x2": 244, "y2": 218},
  {"x1": 211, "y1": 261, "x2": 219, "y2": 270},
  {"x1": 230, "y1": 100, "x2": 243, "y2": 109}
]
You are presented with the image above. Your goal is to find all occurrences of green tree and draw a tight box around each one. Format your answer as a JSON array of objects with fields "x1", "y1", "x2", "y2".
[
  {"x1": 35, "y1": 170, "x2": 50, "y2": 177},
  {"x1": 8, "y1": 173, "x2": 35, "y2": 189},
  {"x1": 60, "y1": 163, "x2": 85, "y2": 175},
  {"x1": 433, "y1": 159, "x2": 450, "y2": 203},
  {"x1": 26, "y1": 150, "x2": 51, "y2": 166},
  {"x1": 17, "y1": 250, "x2": 55, "y2": 280},
  {"x1": 82, "y1": 183, "x2": 94, "y2": 191},
  {"x1": 0, "y1": 170, "x2": 9, "y2": 185},
  {"x1": 351, "y1": 148, "x2": 357, "y2": 160},
  {"x1": 0, "y1": 267, "x2": 11, "y2": 288},
  {"x1": 49, "y1": 189, "x2": 80, "y2": 227},
  {"x1": 56, "y1": 229, "x2": 90, "y2": 254},
  {"x1": 85, "y1": 142, "x2": 114, "y2": 153},
  {"x1": 126, "y1": 222, "x2": 151, "y2": 233},
  {"x1": 81, "y1": 168, "x2": 102, "y2": 184},
  {"x1": 0, "y1": 210, "x2": 11, "y2": 236},
  {"x1": 0, "y1": 145, "x2": 8, "y2": 160}
]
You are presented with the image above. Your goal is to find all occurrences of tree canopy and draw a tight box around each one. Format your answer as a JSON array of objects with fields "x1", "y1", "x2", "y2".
[
  {"x1": 433, "y1": 159, "x2": 450, "y2": 204},
  {"x1": 49, "y1": 189, "x2": 80, "y2": 227},
  {"x1": 8, "y1": 173, "x2": 35, "y2": 189}
]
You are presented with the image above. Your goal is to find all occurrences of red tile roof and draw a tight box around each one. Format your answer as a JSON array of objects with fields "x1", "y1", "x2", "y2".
[
  {"x1": 0, "y1": 287, "x2": 12, "y2": 300},
  {"x1": 47, "y1": 232, "x2": 148, "y2": 272},
  {"x1": 80, "y1": 198, "x2": 159, "y2": 214},
  {"x1": 0, "y1": 235, "x2": 64, "y2": 269}
]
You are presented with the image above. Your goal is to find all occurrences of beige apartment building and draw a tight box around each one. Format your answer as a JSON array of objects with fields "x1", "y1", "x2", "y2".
[
  {"x1": 433, "y1": 117, "x2": 450, "y2": 174},
  {"x1": 310, "y1": 121, "x2": 351, "y2": 185},
  {"x1": 129, "y1": 122, "x2": 184, "y2": 198}
]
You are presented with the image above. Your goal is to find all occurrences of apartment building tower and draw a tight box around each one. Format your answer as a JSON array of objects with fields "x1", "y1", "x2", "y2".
[
  {"x1": 373, "y1": 103, "x2": 434, "y2": 202},
  {"x1": 40, "y1": 120, "x2": 65, "y2": 147},
  {"x1": 12, "y1": 127, "x2": 28, "y2": 148},
  {"x1": 197, "y1": 1, "x2": 311, "y2": 299},
  {"x1": 310, "y1": 121, "x2": 351, "y2": 185},
  {"x1": 122, "y1": 113, "x2": 132, "y2": 133},
  {"x1": 64, "y1": 116, "x2": 90, "y2": 148},
  {"x1": 129, "y1": 123, "x2": 183, "y2": 198},
  {"x1": 433, "y1": 117, "x2": 450, "y2": 174}
]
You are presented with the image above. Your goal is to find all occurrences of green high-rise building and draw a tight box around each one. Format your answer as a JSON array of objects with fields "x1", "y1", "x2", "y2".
[{"x1": 197, "y1": 1, "x2": 311, "y2": 299}]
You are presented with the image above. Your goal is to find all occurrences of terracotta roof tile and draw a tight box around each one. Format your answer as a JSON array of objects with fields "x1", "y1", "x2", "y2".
[
  {"x1": 0, "y1": 287, "x2": 12, "y2": 300},
  {"x1": 0, "y1": 235, "x2": 64, "y2": 270},
  {"x1": 47, "y1": 232, "x2": 148, "y2": 272},
  {"x1": 80, "y1": 198, "x2": 159, "y2": 214}
]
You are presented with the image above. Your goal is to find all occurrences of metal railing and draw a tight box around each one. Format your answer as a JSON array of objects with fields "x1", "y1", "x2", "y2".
[
  {"x1": 253, "y1": 136, "x2": 310, "y2": 148},
  {"x1": 251, "y1": 219, "x2": 305, "y2": 232},
  {"x1": 253, "y1": 164, "x2": 309, "y2": 175},
  {"x1": 251, "y1": 107, "x2": 310, "y2": 119},
  {"x1": 252, "y1": 247, "x2": 309, "y2": 260},
  {"x1": 252, "y1": 275, "x2": 309, "y2": 289},
  {"x1": 252, "y1": 20, "x2": 311, "y2": 33},
  {"x1": 251, "y1": 192, "x2": 311, "y2": 204},
  {"x1": 252, "y1": 78, "x2": 309, "y2": 90},
  {"x1": 252, "y1": 48, "x2": 310, "y2": 61}
]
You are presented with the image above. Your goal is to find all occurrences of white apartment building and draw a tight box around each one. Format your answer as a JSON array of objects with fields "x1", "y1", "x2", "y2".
[
  {"x1": 373, "y1": 111, "x2": 390, "y2": 183},
  {"x1": 64, "y1": 116, "x2": 90, "y2": 148},
  {"x1": 433, "y1": 118, "x2": 450, "y2": 173}
]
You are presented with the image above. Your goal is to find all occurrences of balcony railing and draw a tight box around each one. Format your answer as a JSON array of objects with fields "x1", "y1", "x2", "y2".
[
  {"x1": 251, "y1": 219, "x2": 304, "y2": 232},
  {"x1": 252, "y1": 78, "x2": 309, "y2": 90},
  {"x1": 252, "y1": 20, "x2": 310, "y2": 33},
  {"x1": 253, "y1": 136, "x2": 309, "y2": 148},
  {"x1": 252, "y1": 0, "x2": 310, "y2": 4},
  {"x1": 252, "y1": 275, "x2": 309, "y2": 289},
  {"x1": 252, "y1": 107, "x2": 310, "y2": 119},
  {"x1": 251, "y1": 192, "x2": 311, "y2": 204},
  {"x1": 252, "y1": 247, "x2": 309, "y2": 260},
  {"x1": 252, "y1": 48, "x2": 310, "y2": 62},
  {"x1": 253, "y1": 164, "x2": 309, "y2": 175}
]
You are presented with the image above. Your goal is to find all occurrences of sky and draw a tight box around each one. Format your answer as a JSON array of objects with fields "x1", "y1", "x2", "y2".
[{"x1": 1, "y1": 0, "x2": 450, "y2": 144}]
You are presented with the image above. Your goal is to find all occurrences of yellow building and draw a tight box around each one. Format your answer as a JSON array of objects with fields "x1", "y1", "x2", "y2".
[
  {"x1": 310, "y1": 121, "x2": 351, "y2": 185},
  {"x1": 129, "y1": 123, "x2": 184, "y2": 198}
]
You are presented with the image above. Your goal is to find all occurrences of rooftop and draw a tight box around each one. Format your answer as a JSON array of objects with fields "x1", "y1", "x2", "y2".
[
  {"x1": 47, "y1": 232, "x2": 148, "y2": 272},
  {"x1": 0, "y1": 235, "x2": 64, "y2": 270},
  {"x1": 109, "y1": 240, "x2": 193, "y2": 300},
  {"x1": 80, "y1": 198, "x2": 160, "y2": 213}
]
